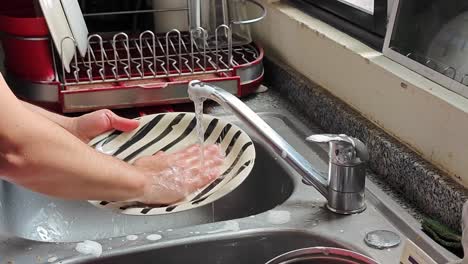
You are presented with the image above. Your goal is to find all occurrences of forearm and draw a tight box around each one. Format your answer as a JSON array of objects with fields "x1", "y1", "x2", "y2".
[
  {"x1": 0, "y1": 107, "x2": 145, "y2": 200},
  {"x1": 21, "y1": 101, "x2": 73, "y2": 131},
  {"x1": 0, "y1": 78, "x2": 145, "y2": 201}
]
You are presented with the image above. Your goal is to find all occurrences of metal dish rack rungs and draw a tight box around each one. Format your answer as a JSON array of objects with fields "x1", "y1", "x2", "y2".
[{"x1": 60, "y1": 26, "x2": 260, "y2": 85}]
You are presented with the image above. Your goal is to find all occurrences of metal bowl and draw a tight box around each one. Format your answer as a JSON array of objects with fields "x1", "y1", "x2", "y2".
[{"x1": 265, "y1": 247, "x2": 379, "y2": 264}]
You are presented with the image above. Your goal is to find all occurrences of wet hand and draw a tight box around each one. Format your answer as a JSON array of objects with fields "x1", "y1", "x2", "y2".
[
  {"x1": 133, "y1": 144, "x2": 225, "y2": 205},
  {"x1": 71, "y1": 110, "x2": 140, "y2": 143}
]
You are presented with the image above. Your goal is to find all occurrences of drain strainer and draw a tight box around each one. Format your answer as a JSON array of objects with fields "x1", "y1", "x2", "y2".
[{"x1": 364, "y1": 230, "x2": 401, "y2": 249}]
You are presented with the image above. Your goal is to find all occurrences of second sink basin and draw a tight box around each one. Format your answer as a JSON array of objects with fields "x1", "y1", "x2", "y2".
[{"x1": 71, "y1": 230, "x2": 364, "y2": 264}]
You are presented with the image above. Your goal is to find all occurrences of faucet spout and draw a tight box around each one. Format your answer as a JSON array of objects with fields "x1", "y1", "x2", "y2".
[{"x1": 188, "y1": 81, "x2": 367, "y2": 214}]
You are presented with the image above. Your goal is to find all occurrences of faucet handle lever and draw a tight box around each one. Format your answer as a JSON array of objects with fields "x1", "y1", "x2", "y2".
[
  {"x1": 306, "y1": 134, "x2": 369, "y2": 163},
  {"x1": 306, "y1": 134, "x2": 354, "y2": 145}
]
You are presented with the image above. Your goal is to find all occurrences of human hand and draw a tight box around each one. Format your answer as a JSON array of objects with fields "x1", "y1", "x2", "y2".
[
  {"x1": 133, "y1": 144, "x2": 225, "y2": 205},
  {"x1": 70, "y1": 109, "x2": 140, "y2": 143}
]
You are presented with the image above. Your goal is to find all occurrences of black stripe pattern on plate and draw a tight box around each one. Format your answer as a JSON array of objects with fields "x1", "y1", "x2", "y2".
[
  {"x1": 113, "y1": 114, "x2": 165, "y2": 156},
  {"x1": 190, "y1": 142, "x2": 253, "y2": 204},
  {"x1": 192, "y1": 159, "x2": 253, "y2": 205},
  {"x1": 166, "y1": 141, "x2": 253, "y2": 212},
  {"x1": 123, "y1": 114, "x2": 185, "y2": 162},
  {"x1": 159, "y1": 117, "x2": 197, "y2": 152}
]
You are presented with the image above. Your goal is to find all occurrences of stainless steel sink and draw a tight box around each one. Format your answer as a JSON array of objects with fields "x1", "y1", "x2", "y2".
[
  {"x1": 72, "y1": 230, "x2": 362, "y2": 264},
  {"x1": 0, "y1": 113, "x2": 459, "y2": 264},
  {"x1": 0, "y1": 119, "x2": 295, "y2": 242}
]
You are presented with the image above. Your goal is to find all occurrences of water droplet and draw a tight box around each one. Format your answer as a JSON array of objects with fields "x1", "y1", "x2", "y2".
[
  {"x1": 166, "y1": 229, "x2": 173, "y2": 232},
  {"x1": 146, "y1": 234, "x2": 163, "y2": 241},
  {"x1": 126, "y1": 235, "x2": 138, "y2": 241},
  {"x1": 281, "y1": 151, "x2": 288, "y2": 159},
  {"x1": 339, "y1": 230, "x2": 344, "y2": 233}
]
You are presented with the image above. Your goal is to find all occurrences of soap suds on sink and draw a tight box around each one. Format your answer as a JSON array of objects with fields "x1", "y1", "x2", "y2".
[
  {"x1": 207, "y1": 220, "x2": 240, "y2": 234},
  {"x1": 47, "y1": 256, "x2": 58, "y2": 263},
  {"x1": 30, "y1": 203, "x2": 69, "y2": 242},
  {"x1": 267, "y1": 210, "x2": 291, "y2": 225},
  {"x1": 146, "y1": 234, "x2": 163, "y2": 241},
  {"x1": 126, "y1": 235, "x2": 138, "y2": 241},
  {"x1": 75, "y1": 240, "x2": 103, "y2": 257}
]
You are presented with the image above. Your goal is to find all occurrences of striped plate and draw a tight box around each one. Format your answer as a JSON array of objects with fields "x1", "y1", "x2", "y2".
[{"x1": 87, "y1": 112, "x2": 256, "y2": 215}]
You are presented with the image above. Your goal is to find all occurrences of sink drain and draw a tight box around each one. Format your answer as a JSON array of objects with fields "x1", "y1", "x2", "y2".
[{"x1": 364, "y1": 230, "x2": 401, "y2": 250}]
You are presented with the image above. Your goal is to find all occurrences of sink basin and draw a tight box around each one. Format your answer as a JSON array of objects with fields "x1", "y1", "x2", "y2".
[
  {"x1": 0, "y1": 115, "x2": 297, "y2": 243},
  {"x1": 72, "y1": 230, "x2": 364, "y2": 264}
]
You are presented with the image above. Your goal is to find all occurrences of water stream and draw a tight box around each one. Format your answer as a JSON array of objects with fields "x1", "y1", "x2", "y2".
[{"x1": 192, "y1": 95, "x2": 206, "y2": 172}]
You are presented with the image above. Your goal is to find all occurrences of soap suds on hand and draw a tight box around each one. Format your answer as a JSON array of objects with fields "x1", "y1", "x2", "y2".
[{"x1": 75, "y1": 240, "x2": 103, "y2": 257}]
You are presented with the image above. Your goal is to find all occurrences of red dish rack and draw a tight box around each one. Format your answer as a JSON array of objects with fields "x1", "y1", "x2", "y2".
[{"x1": 0, "y1": 2, "x2": 264, "y2": 113}]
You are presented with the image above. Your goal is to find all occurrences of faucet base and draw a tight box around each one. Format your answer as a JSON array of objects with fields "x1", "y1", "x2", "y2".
[
  {"x1": 326, "y1": 189, "x2": 366, "y2": 215},
  {"x1": 327, "y1": 204, "x2": 367, "y2": 215}
]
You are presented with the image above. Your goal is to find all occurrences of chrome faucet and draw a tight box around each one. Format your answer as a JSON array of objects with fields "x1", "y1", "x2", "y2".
[{"x1": 188, "y1": 81, "x2": 369, "y2": 214}]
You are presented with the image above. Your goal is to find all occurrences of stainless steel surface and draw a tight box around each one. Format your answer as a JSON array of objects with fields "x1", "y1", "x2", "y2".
[
  {"x1": 307, "y1": 134, "x2": 370, "y2": 165},
  {"x1": 326, "y1": 188, "x2": 365, "y2": 215},
  {"x1": 238, "y1": 58, "x2": 264, "y2": 83},
  {"x1": 0, "y1": 110, "x2": 458, "y2": 263},
  {"x1": 62, "y1": 79, "x2": 239, "y2": 113},
  {"x1": 188, "y1": 81, "x2": 368, "y2": 215},
  {"x1": 265, "y1": 247, "x2": 378, "y2": 264},
  {"x1": 308, "y1": 134, "x2": 368, "y2": 214}
]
